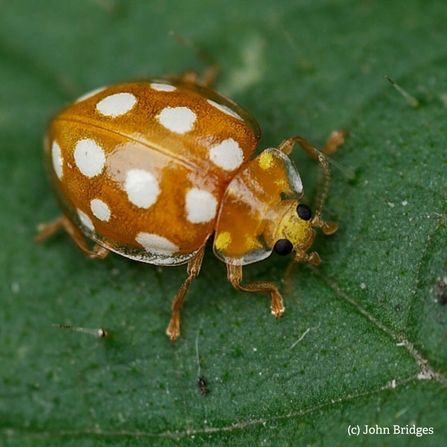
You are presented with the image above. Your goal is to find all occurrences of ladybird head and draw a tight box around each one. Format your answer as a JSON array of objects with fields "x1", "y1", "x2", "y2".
[{"x1": 272, "y1": 201, "x2": 337, "y2": 265}]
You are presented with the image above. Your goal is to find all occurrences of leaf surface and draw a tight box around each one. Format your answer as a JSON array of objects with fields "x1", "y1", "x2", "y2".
[{"x1": 1, "y1": 0, "x2": 446, "y2": 445}]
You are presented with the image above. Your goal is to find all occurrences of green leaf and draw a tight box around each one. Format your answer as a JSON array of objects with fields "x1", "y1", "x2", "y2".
[{"x1": 1, "y1": 0, "x2": 446, "y2": 445}]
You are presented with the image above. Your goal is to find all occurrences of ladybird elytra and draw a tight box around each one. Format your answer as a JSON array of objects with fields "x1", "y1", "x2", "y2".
[{"x1": 37, "y1": 73, "x2": 343, "y2": 340}]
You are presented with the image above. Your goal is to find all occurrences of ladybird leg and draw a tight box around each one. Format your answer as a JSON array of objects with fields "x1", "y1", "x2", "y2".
[
  {"x1": 277, "y1": 131, "x2": 345, "y2": 159},
  {"x1": 200, "y1": 65, "x2": 220, "y2": 87},
  {"x1": 35, "y1": 215, "x2": 109, "y2": 259},
  {"x1": 226, "y1": 264, "x2": 285, "y2": 318},
  {"x1": 283, "y1": 249, "x2": 321, "y2": 296},
  {"x1": 180, "y1": 66, "x2": 220, "y2": 87},
  {"x1": 180, "y1": 70, "x2": 200, "y2": 84},
  {"x1": 35, "y1": 216, "x2": 66, "y2": 243},
  {"x1": 321, "y1": 130, "x2": 346, "y2": 156},
  {"x1": 294, "y1": 249, "x2": 321, "y2": 266},
  {"x1": 166, "y1": 246, "x2": 206, "y2": 341}
]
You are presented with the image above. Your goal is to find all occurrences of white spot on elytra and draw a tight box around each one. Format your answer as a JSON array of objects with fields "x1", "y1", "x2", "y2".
[
  {"x1": 136, "y1": 232, "x2": 179, "y2": 255},
  {"x1": 77, "y1": 209, "x2": 94, "y2": 231},
  {"x1": 157, "y1": 106, "x2": 196, "y2": 134},
  {"x1": 51, "y1": 141, "x2": 63, "y2": 179},
  {"x1": 150, "y1": 82, "x2": 176, "y2": 92},
  {"x1": 207, "y1": 99, "x2": 243, "y2": 120},
  {"x1": 96, "y1": 92, "x2": 137, "y2": 117},
  {"x1": 124, "y1": 169, "x2": 160, "y2": 209},
  {"x1": 90, "y1": 199, "x2": 111, "y2": 222},
  {"x1": 209, "y1": 138, "x2": 244, "y2": 171},
  {"x1": 185, "y1": 188, "x2": 217, "y2": 223},
  {"x1": 74, "y1": 139, "x2": 106, "y2": 178},
  {"x1": 75, "y1": 86, "x2": 106, "y2": 103}
]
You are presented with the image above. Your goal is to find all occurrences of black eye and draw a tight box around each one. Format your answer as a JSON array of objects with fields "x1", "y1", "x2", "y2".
[
  {"x1": 274, "y1": 239, "x2": 293, "y2": 256},
  {"x1": 297, "y1": 204, "x2": 312, "y2": 221}
]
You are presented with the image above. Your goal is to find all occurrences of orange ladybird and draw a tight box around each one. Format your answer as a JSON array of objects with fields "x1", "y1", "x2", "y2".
[{"x1": 37, "y1": 73, "x2": 342, "y2": 340}]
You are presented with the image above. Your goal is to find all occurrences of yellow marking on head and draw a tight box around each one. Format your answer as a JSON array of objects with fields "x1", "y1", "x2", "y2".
[
  {"x1": 215, "y1": 231, "x2": 232, "y2": 251},
  {"x1": 258, "y1": 151, "x2": 274, "y2": 170}
]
